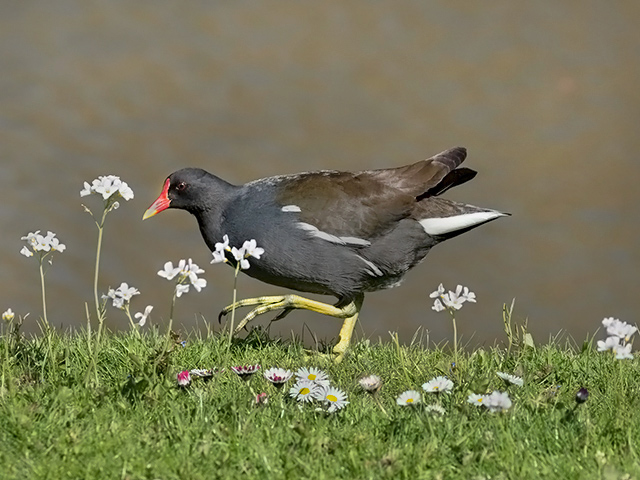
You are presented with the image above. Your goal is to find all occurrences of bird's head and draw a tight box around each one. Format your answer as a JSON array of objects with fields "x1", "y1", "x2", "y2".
[{"x1": 143, "y1": 168, "x2": 228, "y2": 219}]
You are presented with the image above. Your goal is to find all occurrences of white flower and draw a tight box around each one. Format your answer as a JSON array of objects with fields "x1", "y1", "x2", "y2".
[
  {"x1": 117, "y1": 181, "x2": 134, "y2": 201},
  {"x1": 314, "y1": 385, "x2": 349, "y2": 413},
  {"x1": 295, "y1": 367, "x2": 331, "y2": 388},
  {"x1": 158, "y1": 261, "x2": 181, "y2": 280},
  {"x1": 496, "y1": 372, "x2": 524, "y2": 387},
  {"x1": 359, "y1": 374, "x2": 382, "y2": 393},
  {"x1": 430, "y1": 283, "x2": 476, "y2": 312},
  {"x1": 215, "y1": 235, "x2": 230, "y2": 252},
  {"x1": 431, "y1": 298, "x2": 446, "y2": 312},
  {"x1": 211, "y1": 249, "x2": 226, "y2": 264},
  {"x1": 429, "y1": 283, "x2": 446, "y2": 298},
  {"x1": 613, "y1": 342, "x2": 634, "y2": 360},
  {"x1": 104, "y1": 282, "x2": 140, "y2": 309},
  {"x1": 134, "y1": 305, "x2": 153, "y2": 326},
  {"x1": 425, "y1": 404, "x2": 446, "y2": 416},
  {"x1": 396, "y1": 390, "x2": 421, "y2": 406},
  {"x1": 602, "y1": 317, "x2": 637, "y2": 342},
  {"x1": 422, "y1": 376, "x2": 454, "y2": 393},
  {"x1": 264, "y1": 367, "x2": 293, "y2": 385},
  {"x1": 21, "y1": 231, "x2": 40, "y2": 247},
  {"x1": 467, "y1": 393, "x2": 486, "y2": 406},
  {"x1": 289, "y1": 380, "x2": 321, "y2": 402},
  {"x1": 2, "y1": 309, "x2": 15, "y2": 322},
  {"x1": 80, "y1": 181, "x2": 93, "y2": 197},
  {"x1": 80, "y1": 175, "x2": 134, "y2": 201},
  {"x1": 597, "y1": 336, "x2": 620, "y2": 352},
  {"x1": 175, "y1": 284, "x2": 190, "y2": 297},
  {"x1": 483, "y1": 391, "x2": 512, "y2": 412},
  {"x1": 190, "y1": 277, "x2": 207, "y2": 292},
  {"x1": 241, "y1": 239, "x2": 264, "y2": 259},
  {"x1": 21, "y1": 231, "x2": 65, "y2": 257}
]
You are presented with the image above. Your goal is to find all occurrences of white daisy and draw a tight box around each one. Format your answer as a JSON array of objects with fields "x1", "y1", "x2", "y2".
[
  {"x1": 422, "y1": 376, "x2": 454, "y2": 393},
  {"x1": 396, "y1": 390, "x2": 421, "y2": 406},
  {"x1": 483, "y1": 391, "x2": 512, "y2": 412},
  {"x1": 467, "y1": 393, "x2": 486, "y2": 406},
  {"x1": 359, "y1": 374, "x2": 382, "y2": 393},
  {"x1": 315, "y1": 385, "x2": 349, "y2": 413},
  {"x1": 496, "y1": 371, "x2": 524, "y2": 387},
  {"x1": 295, "y1": 367, "x2": 330, "y2": 388},
  {"x1": 289, "y1": 380, "x2": 321, "y2": 402}
]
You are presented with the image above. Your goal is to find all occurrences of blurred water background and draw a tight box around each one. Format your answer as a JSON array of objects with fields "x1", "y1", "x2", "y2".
[{"x1": 1, "y1": 1, "x2": 639, "y2": 347}]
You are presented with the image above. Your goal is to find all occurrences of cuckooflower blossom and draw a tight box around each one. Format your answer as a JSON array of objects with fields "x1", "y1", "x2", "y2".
[
  {"x1": 422, "y1": 376, "x2": 454, "y2": 393},
  {"x1": 2, "y1": 309, "x2": 15, "y2": 322},
  {"x1": 602, "y1": 317, "x2": 637, "y2": 342},
  {"x1": 103, "y1": 282, "x2": 140, "y2": 309},
  {"x1": 158, "y1": 259, "x2": 207, "y2": 297},
  {"x1": 430, "y1": 283, "x2": 476, "y2": 312},
  {"x1": 596, "y1": 336, "x2": 620, "y2": 352},
  {"x1": 80, "y1": 175, "x2": 134, "y2": 201},
  {"x1": 20, "y1": 231, "x2": 66, "y2": 257},
  {"x1": 134, "y1": 305, "x2": 153, "y2": 326},
  {"x1": 613, "y1": 342, "x2": 633, "y2": 360},
  {"x1": 496, "y1": 372, "x2": 524, "y2": 387}
]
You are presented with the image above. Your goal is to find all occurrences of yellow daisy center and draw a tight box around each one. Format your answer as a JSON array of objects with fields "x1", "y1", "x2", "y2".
[
  {"x1": 300, "y1": 387, "x2": 310, "y2": 395},
  {"x1": 407, "y1": 398, "x2": 414, "y2": 403},
  {"x1": 308, "y1": 374, "x2": 316, "y2": 380},
  {"x1": 327, "y1": 394, "x2": 338, "y2": 402}
]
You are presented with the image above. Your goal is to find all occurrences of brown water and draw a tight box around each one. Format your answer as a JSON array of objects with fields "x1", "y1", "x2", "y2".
[{"x1": 2, "y1": 1, "x2": 639, "y2": 347}]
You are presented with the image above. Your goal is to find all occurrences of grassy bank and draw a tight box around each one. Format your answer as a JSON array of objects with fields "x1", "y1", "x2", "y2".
[{"x1": 0, "y1": 323, "x2": 638, "y2": 480}]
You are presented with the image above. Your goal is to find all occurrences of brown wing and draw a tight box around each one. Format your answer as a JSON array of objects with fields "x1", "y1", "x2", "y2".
[{"x1": 275, "y1": 147, "x2": 469, "y2": 239}]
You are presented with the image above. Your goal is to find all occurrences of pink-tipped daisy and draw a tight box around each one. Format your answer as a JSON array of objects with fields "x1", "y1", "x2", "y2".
[
  {"x1": 177, "y1": 370, "x2": 191, "y2": 387},
  {"x1": 295, "y1": 366, "x2": 330, "y2": 387},
  {"x1": 231, "y1": 364, "x2": 261, "y2": 380},
  {"x1": 264, "y1": 367, "x2": 293, "y2": 387}
]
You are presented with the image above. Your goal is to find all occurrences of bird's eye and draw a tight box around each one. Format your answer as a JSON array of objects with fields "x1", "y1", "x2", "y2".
[{"x1": 176, "y1": 181, "x2": 187, "y2": 191}]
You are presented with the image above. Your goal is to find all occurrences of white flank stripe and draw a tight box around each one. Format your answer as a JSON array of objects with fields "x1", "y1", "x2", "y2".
[
  {"x1": 281, "y1": 205, "x2": 301, "y2": 212},
  {"x1": 296, "y1": 222, "x2": 371, "y2": 247},
  {"x1": 356, "y1": 255, "x2": 384, "y2": 277},
  {"x1": 419, "y1": 211, "x2": 507, "y2": 235}
]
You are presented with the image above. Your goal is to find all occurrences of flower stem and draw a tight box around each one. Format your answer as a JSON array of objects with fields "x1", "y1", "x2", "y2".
[
  {"x1": 124, "y1": 305, "x2": 141, "y2": 338},
  {"x1": 93, "y1": 209, "x2": 108, "y2": 345},
  {"x1": 39, "y1": 256, "x2": 49, "y2": 326},
  {"x1": 450, "y1": 310, "x2": 458, "y2": 362},
  {"x1": 228, "y1": 263, "x2": 241, "y2": 346}
]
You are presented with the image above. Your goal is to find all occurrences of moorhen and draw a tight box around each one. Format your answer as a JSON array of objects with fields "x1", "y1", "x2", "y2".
[{"x1": 143, "y1": 147, "x2": 507, "y2": 360}]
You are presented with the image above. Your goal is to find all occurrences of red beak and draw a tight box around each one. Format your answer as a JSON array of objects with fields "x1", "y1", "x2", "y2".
[{"x1": 143, "y1": 178, "x2": 171, "y2": 220}]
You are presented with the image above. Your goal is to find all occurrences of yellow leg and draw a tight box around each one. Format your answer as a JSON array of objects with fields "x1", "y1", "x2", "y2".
[
  {"x1": 219, "y1": 293, "x2": 364, "y2": 360},
  {"x1": 332, "y1": 294, "x2": 364, "y2": 363}
]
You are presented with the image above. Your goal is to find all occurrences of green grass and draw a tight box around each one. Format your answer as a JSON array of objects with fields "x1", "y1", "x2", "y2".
[{"x1": 1, "y1": 324, "x2": 638, "y2": 480}]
